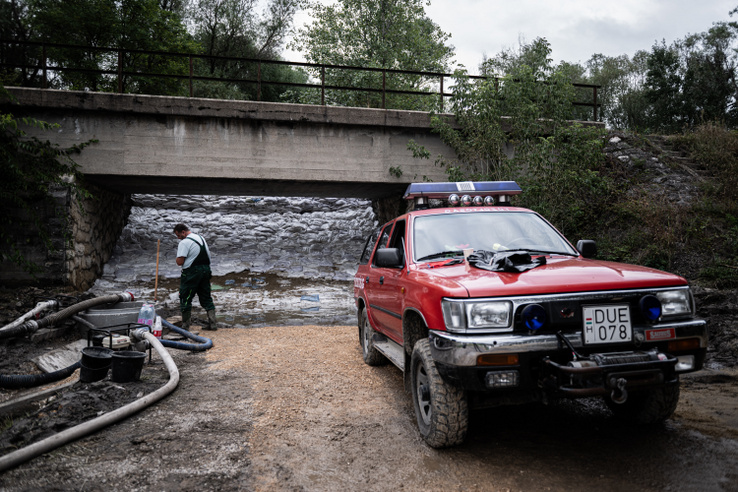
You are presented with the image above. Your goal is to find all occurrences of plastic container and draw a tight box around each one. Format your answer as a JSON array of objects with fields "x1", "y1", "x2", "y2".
[
  {"x1": 137, "y1": 303, "x2": 156, "y2": 330},
  {"x1": 79, "y1": 301, "x2": 143, "y2": 328},
  {"x1": 152, "y1": 316, "x2": 162, "y2": 339},
  {"x1": 111, "y1": 351, "x2": 146, "y2": 383}
]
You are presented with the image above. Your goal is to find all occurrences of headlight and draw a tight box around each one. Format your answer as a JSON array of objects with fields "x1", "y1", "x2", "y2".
[
  {"x1": 442, "y1": 299, "x2": 512, "y2": 332},
  {"x1": 656, "y1": 289, "x2": 693, "y2": 318}
]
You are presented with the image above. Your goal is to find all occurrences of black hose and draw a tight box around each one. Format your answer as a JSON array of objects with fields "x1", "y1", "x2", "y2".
[
  {"x1": 0, "y1": 361, "x2": 81, "y2": 390},
  {"x1": 160, "y1": 319, "x2": 213, "y2": 351}
]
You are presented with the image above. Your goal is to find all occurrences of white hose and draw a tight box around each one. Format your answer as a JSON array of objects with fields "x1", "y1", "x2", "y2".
[
  {"x1": 0, "y1": 292, "x2": 136, "y2": 339},
  {"x1": 0, "y1": 299, "x2": 58, "y2": 333},
  {"x1": 0, "y1": 331, "x2": 179, "y2": 472}
]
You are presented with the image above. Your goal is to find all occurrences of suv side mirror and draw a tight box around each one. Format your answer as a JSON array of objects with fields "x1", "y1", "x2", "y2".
[
  {"x1": 576, "y1": 240, "x2": 597, "y2": 259},
  {"x1": 375, "y1": 248, "x2": 404, "y2": 268}
]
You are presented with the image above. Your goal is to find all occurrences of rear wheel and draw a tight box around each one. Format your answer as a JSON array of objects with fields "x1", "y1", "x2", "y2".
[
  {"x1": 359, "y1": 309, "x2": 387, "y2": 366},
  {"x1": 604, "y1": 382, "x2": 680, "y2": 424},
  {"x1": 410, "y1": 338, "x2": 468, "y2": 448}
]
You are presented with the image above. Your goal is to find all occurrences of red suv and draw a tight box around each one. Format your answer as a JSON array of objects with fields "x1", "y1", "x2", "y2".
[{"x1": 354, "y1": 181, "x2": 708, "y2": 447}]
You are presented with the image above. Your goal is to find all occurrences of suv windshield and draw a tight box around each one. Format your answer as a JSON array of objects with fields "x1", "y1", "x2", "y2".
[{"x1": 412, "y1": 211, "x2": 578, "y2": 261}]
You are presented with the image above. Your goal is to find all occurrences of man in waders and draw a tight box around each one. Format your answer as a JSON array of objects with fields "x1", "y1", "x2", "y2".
[{"x1": 174, "y1": 223, "x2": 217, "y2": 331}]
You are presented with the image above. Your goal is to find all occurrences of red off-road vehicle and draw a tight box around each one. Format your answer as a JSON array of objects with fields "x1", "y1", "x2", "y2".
[{"x1": 354, "y1": 181, "x2": 707, "y2": 447}]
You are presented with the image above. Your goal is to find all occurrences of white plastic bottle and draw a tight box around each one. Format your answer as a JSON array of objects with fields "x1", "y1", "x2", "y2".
[
  {"x1": 152, "y1": 315, "x2": 163, "y2": 339},
  {"x1": 137, "y1": 303, "x2": 156, "y2": 330}
]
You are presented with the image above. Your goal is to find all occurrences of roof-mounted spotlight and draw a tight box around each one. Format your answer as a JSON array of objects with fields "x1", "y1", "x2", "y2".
[
  {"x1": 414, "y1": 196, "x2": 429, "y2": 210},
  {"x1": 403, "y1": 181, "x2": 522, "y2": 209}
]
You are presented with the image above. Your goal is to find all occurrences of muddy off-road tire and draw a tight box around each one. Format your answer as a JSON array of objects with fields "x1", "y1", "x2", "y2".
[
  {"x1": 359, "y1": 309, "x2": 387, "y2": 366},
  {"x1": 410, "y1": 338, "x2": 468, "y2": 448},
  {"x1": 604, "y1": 382, "x2": 680, "y2": 424}
]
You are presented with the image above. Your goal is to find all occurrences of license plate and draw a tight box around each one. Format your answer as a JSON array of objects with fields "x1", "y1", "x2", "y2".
[{"x1": 583, "y1": 305, "x2": 632, "y2": 344}]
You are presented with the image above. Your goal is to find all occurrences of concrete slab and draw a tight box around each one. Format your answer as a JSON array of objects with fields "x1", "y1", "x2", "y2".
[{"x1": 33, "y1": 339, "x2": 88, "y2": 373}]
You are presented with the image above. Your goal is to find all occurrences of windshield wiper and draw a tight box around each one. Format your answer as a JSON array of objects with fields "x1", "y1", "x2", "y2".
[
  {"x1": 511, "y1": 249, "x2": 578, "y2": 257},
  {"x1": 417, "y1": 250, "x2": 464, "y2": 262}
]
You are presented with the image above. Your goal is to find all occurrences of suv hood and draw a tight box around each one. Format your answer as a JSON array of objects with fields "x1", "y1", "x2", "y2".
[{"x1": 415, "y1": 257, "x2": 688, "y2": 298}]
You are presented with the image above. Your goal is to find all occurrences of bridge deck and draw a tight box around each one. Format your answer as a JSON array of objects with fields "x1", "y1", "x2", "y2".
[{"x1": 6, "y1": 88, "x2": 459, "y2": 199}]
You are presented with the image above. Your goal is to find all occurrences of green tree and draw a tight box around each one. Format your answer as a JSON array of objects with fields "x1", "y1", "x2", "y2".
[
  {"x1": 0, "y1": 85, "x2": 93, "y2": 274},
  {"x1": 26, "y1": 0, "x2": 197, "y2": 93},
  {"x1": 681, "y1": 24, "x2": 737, "y2": 127},
  {"x1": 0, "y1": 0, "x2": 41, "y2": 86},
  {"x1": 644, "y1": 41, "x2": 684, "y2": 133},
  {"x1": 644, "y1": 19, "x2": 738, "y2": 133},
  {"x1": 116, "y1": 0, "x2": 198, "y2": 95},
  {"x1": 413, "y1": 38, "x2": 608, "y2": 235},
  {"x1": 585, "y1": 51, "x2": 650, "y2": 130},
  {"x1": 480, "y1": 37, "x2": 555, "y2": 78},
  {"x1": 290, "y1": 0, "x2": 454, "y2": 110},
  {"x1": 186, "y1": 0, "x2": 305, "y2": 101}
]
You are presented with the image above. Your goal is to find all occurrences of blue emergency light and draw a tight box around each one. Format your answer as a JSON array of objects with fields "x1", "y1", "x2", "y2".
[{"x1": 403, "y1": 181, "x2": 522, "y2": 207}]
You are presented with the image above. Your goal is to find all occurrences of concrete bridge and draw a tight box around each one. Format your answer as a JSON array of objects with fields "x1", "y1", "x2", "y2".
[
  {"x1": 3, "y1": 87, "x2": 465, "y2": 288},
  {"x1": 6, "y1": 87, "x2": 457, "y2": 200},
  {"x1": 3, "y1": 87, "x2": 602, "y2": 289}
]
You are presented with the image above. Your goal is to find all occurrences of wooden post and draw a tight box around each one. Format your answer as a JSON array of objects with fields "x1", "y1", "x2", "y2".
[{"x1": 154, "y1": 239, "x2": 160, "y2": 301}]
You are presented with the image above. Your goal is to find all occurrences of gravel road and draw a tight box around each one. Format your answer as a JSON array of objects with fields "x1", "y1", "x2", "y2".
[{"x1": 1, "y1": 323, "x2": 737, "y2": 491}]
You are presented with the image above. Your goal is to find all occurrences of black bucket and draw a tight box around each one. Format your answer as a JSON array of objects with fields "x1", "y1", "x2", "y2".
[
  {"x1": 80, "y1": 363, "x2": 110, "y2": 383},
  {"x1": 81, "y1": 347, "x2": 113, "y2": 368},
  {"x1": 111, "y1": 350, "x2": 146, "y2": 383},
  {"x1": 80, "y1": 347, "x2": 113, "y2": 382}
]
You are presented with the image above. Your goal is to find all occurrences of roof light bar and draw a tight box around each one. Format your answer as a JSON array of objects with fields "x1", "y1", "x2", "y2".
[{"x1": 403, "y1": 181, "x2": 522, "y2": 207}]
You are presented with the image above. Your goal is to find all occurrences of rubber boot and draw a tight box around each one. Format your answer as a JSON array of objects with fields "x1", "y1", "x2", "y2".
[
  {"x1": 204, "y1": 309, "x2": 217, "y2": 331},
  {"x1": 182, "y1": 311, "x2": 192, "y2": 331}
]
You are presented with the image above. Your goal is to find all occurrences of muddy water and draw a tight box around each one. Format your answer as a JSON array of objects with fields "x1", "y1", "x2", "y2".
[{"x1": 132, "y1": 272, "x2": 357, "y2": 328}]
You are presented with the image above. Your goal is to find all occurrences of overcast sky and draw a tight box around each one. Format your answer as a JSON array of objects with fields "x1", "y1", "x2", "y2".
[{"x1": 287, "y1": 0, "x2": 738, "y2": 74}]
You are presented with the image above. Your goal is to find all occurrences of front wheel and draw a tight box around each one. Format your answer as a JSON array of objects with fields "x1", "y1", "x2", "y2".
[
  {"x1": 410, "y1": 338, "x2": 468, "y2": 448},
  {"x1": 359, "y1": 309, "x2": 387, "y2": 366},
  {"x1": 604, "y1": 382, "x2": 680, "y2": 424}
]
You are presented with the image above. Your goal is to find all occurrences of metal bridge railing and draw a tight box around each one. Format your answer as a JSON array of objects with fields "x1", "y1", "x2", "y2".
[{"x1": 0, "y1": 39, "x2": 600, "y2": 121}]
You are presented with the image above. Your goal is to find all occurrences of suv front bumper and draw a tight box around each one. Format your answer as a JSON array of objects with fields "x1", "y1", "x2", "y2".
[{"x1": 428, "y1": 319, "x2": 707, "y2": 396}]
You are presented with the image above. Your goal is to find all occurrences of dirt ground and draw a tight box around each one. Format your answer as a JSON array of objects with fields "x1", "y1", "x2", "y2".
[{"x1": 1, "y1": 288, "x2": 738, "y2": 491}]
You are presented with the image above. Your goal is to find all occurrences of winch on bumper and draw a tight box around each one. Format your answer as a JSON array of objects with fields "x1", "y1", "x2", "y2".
[
  {"x1": 541, "y1": 350, "x2": 677, "y2": 403},
  {"x1": 428, "y1": 322, "x2": 707, "y2": 403}
]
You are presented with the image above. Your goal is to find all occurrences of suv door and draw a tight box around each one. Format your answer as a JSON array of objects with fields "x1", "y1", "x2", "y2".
[{"x1": 367, "y1": 220, "x2": 406, "y2": 343}]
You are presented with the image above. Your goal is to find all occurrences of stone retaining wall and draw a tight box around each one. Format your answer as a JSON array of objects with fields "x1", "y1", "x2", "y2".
[
  {"x1": 66, "y1": 184, "x2": 131, "y2": 290},
  {"x1": 0, "y1": 184, "x2": 130, "y2": 290}
]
